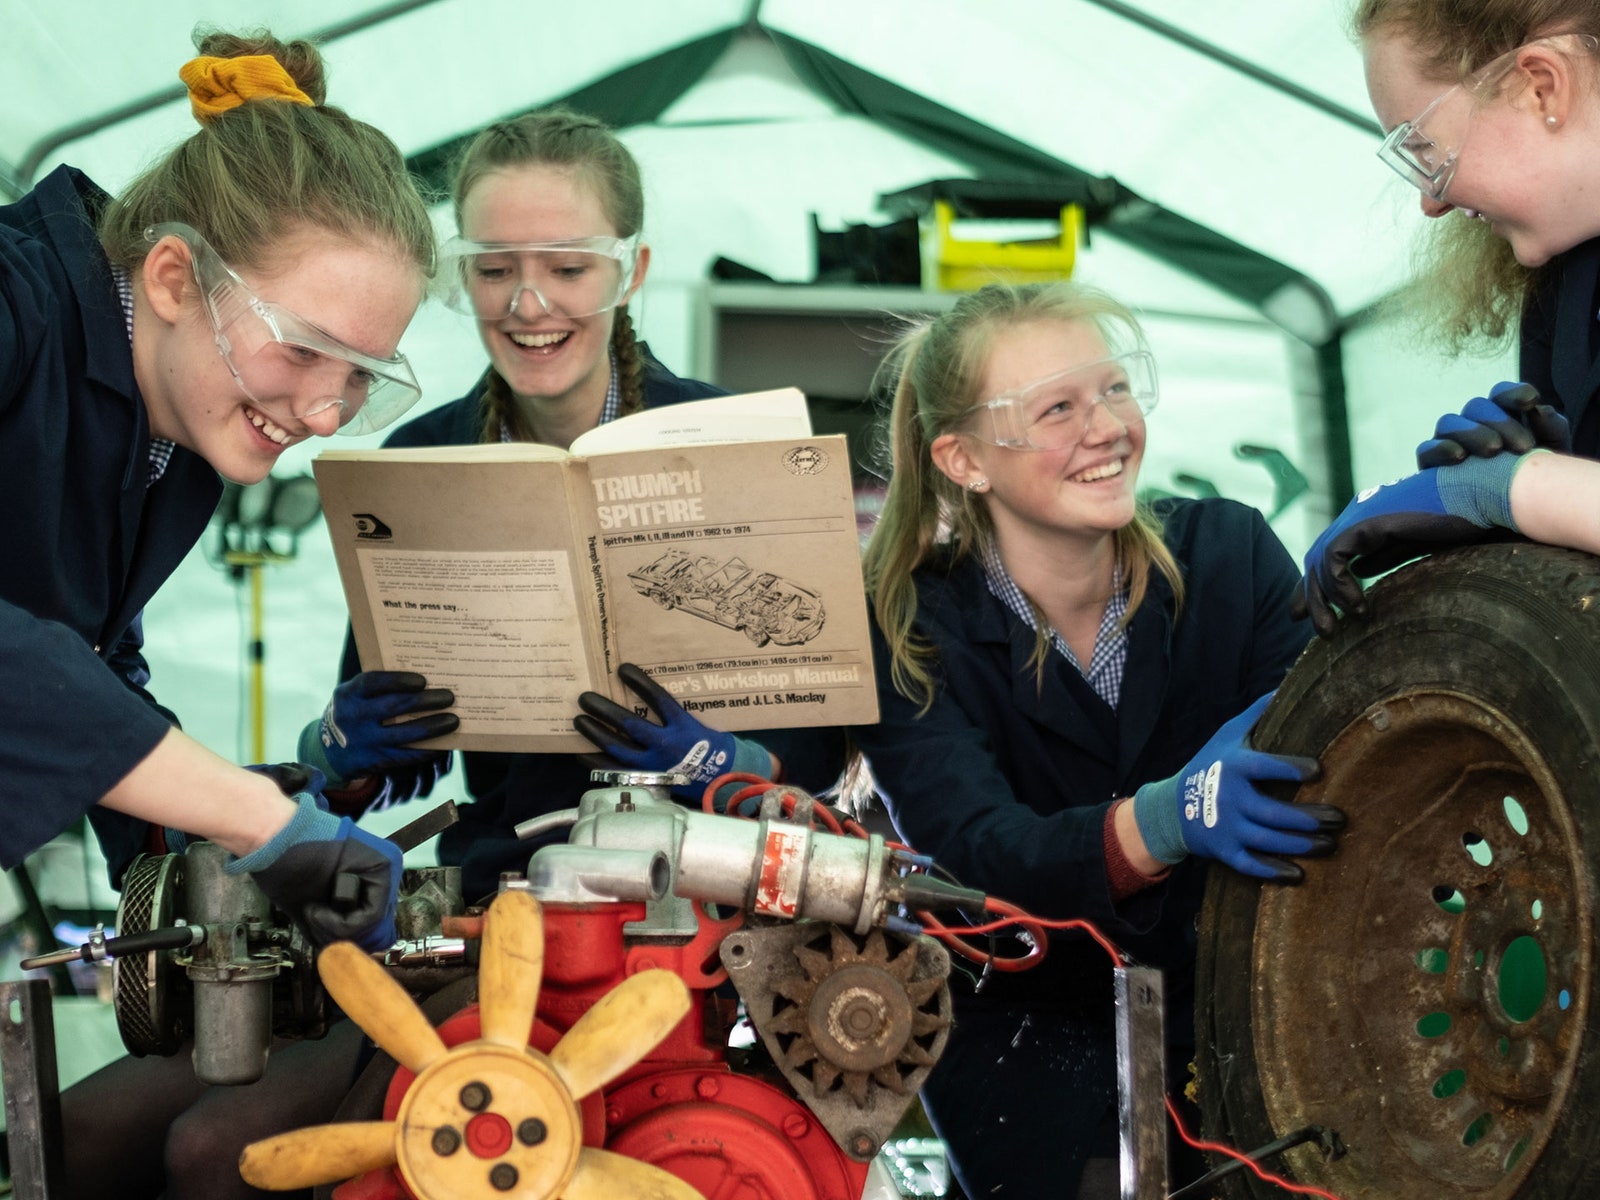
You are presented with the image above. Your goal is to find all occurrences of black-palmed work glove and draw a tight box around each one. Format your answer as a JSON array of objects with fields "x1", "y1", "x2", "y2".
[
  {"x1": 1415, "y1": 382, "x2": 1569, "y2": 469},
  {"x1": 1291, "y1": 453, "x2": 1532, "y2": 636},
  {"x1": 298, "y1": 670, "x2": 457, "y2": 785},
  {"x1": 1132, "y1": 693, "x2": 1343, "y2": 884},
  {"x1": 226, "y1": 793, "x2": 402, "y2": 951},
  {"x1": 574, "y1": 663, "x2": 772, "y2": 802}
]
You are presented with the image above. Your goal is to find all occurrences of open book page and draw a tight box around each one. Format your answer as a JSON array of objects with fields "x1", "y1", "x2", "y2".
[
  {"x1": 314, "y1": 454, "x2": 601, "y2": 753},
  {"x1": 585, "y1": 433, "x2": 879, "y2": 731},
  {"x1": 567, "y1": 388, "x2": 811, "y2": 456},
  {"x1": 313, "y1": 391, "x2": 878, "y2": 752}
]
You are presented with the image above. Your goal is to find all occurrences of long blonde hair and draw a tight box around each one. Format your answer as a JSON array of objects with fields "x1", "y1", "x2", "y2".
[
  {"x1": 449, "y1": 107, "x2": 648, "y2": 442},
  {"x1": 863, "y1": 282, "x2": 1184, "y2": 711},
  {"x1": 1354, "y1": 0, "x2": 1600, "y2": 349}
]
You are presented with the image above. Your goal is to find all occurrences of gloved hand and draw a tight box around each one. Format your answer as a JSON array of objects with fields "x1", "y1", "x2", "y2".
[
  {"x1": 574, "y1": 663, "x2": 773, "y2": 799},
  {"x1": 1292, "y1": 452, "x2": 1533, "y2": 636},
  {"x1": 1132, "y1": 694, "x2": 1342, "y2": 883},
  {"x1": 1416, "y1": 382, "x2": 1569, "y2": 469},
  {"x1": 298, "y1": 671, "x2": 458, "y2": 785},
  {"x1": 225, "y1": 792, "x2": 402, "y2": 951}
]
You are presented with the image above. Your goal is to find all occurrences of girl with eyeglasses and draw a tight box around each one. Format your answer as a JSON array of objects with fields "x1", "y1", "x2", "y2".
[
  {"x1": 4, "y1": 25, "x2": 435, "y2": 1200},
  {"x1": 0, "y1": 28, "x2": 431, "y2": 955},
  {"x1": 295, "y1": 108, "x2": 835, "y2": 903},
  {"x1": 848, "y1": 282, "x2": 1343, "y2": 1199},
  {"x1": 1296, "y1": 2, "x2": 1600, "y2": 630},
  {"x1": 1358, "y1": 1, "x2": 1600, "y2": 461}
]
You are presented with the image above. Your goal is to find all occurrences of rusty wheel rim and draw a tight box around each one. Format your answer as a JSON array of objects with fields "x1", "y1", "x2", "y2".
[{"x1": 1251, "y1": 690, "x2": 1591, "y2": 1199}]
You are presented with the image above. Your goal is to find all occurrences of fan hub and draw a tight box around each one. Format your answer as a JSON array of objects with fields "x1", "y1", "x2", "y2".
[{"x1": 396, "y1": 1044, "x2": 581, "y2": 1200}]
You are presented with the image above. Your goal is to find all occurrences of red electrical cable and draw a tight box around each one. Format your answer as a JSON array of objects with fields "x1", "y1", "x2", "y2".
[
  {"x1": 698, "y1": 771, "x2": 1338, "y2": 1197},
  {"x1": 917, "y1": 897, "x2": 1125, "y2": 971},
  {"x1": 700, "y1": 774, "x2": 850, "y2": 836},
  {"x1": 1165, "y1": 1096, "x2": 1346, "y2": 1200},
  {"x1": 700, "y1": 772, "x2": 773, "y2": 813}
]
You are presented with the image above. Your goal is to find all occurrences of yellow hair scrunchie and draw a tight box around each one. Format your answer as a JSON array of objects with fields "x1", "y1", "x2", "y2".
[{"x1": 179, "y1": 54, "x2": 314, "y2": 124}]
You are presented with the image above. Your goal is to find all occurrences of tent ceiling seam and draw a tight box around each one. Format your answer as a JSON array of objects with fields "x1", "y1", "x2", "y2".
[
  {"x1": 15, "y1": 0, "x2": 453, "y2": 188},
  {"x1": 768, "y1": 28, "x2": 1345, "y2": 337},
  {"x1": 1079, "y1": 0, "x2": 1381, "y2": 137},
  {"x1": 406, "y1": 28, "x2": 738, "y2": 199}
]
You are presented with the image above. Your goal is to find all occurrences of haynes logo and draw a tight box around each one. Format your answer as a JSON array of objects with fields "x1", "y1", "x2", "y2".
[{"x1": 352, "y1": 513, "x2": 393, "y2": 540}]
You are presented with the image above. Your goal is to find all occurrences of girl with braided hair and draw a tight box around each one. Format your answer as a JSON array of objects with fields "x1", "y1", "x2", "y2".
[
  {"x1": 296, "y1": 108, "x2": 833, "y2": 902},
  {"x1": 429, "y1": 105, "x2": 706, "y2": 447}
]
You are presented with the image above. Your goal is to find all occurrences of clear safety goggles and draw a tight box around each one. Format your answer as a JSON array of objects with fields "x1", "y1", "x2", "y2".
[
  {"x1": 961, "y1": 351, "x2": 1158, "y2": 452},
  {"x1": 1376, "y1": 35, "x2": 1596, "y2": 201},
  {"x1": 145, "y1": 223, "x2": 422, "y2": 437},
  {"x1": 437, "y1": 234, "x2": 641, "y2": 321}
]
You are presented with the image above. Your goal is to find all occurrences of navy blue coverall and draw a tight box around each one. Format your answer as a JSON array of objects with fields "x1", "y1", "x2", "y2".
[
  {"x1": 0, "y1": 166, "x2": 223, "y2": 881},
  {"x1": 850, "y1": 497, "x2": 1310, "y2": 1198},
  {"x1": 1520, "y1": 235, "x2": 1600, "y2": 461}
]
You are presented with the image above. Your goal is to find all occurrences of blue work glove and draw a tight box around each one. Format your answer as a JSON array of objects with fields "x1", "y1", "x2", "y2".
[
  {"x1": 574, "y1": 663, "x2": 772, "y2": 800},
  {"x1": 1292, "y1": 452, "x2": 1532, "y2": 636},
  {"x1": 1133, "y1": 694, "x2": 1341, "y2": 883},
  {"x1": 1416, "y1": 382, "x2": 1569, "y2": 469},
  {"x1": 298, "y1": 671, "x2": 457, "y2": 785},
  {"x1": 226, "y1": 792, "x2": 402, "y2": 951}
]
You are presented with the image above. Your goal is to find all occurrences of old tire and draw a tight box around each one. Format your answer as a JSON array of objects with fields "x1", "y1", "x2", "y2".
[{"x1": 1195, "y1": 541, "x2": 1600, "y2": 1200}]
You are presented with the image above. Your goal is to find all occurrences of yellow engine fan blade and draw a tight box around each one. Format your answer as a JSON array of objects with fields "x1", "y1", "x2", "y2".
[
  {"x1": 318, "y1": 942, "x2": 448, "y2": 1074},
  {"x1": 562, "y1": 1145, "x2": 705, "y2": 1200},
  {"x1": 479, "y1": 889, "x2": 545, "y2": 1049},
  {"x1": 248, "y1": 911, "x2": 700, "y2": 1200},
  {"x1": 238, "y1": 1121, "x2": 397, "y2": 1190},
  {"x1": 548, "y1": 969, "x2": 691, "y2": 1100}
]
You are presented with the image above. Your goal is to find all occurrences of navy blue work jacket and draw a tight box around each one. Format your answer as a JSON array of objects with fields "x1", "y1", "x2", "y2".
[
  {"x1": 0, "y1": 167, "x2": 223, "y2": 874},
  {"x1": 1521, "y1": 236, "x2": 1600, "y2": 459},
  {"x1": 852, "y1": 498, "x2": 1310, "y2": 1018},
  {"x1": 334, "y1": 363, "x2": 844, "y2": 900}
]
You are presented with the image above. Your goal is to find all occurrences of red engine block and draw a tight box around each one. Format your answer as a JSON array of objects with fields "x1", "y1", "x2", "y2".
[{"x1": 332, "y1": 901, "x2": 870, "y2": 1200}]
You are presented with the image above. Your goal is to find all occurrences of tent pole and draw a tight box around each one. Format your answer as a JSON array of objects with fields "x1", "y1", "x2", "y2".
[
  {"x1": 1077, "y1": 0, "x2": 1380, "y2": 137},
  {"x1": 1316, "y1": 335, "x2": 1355, "y2": 510}
]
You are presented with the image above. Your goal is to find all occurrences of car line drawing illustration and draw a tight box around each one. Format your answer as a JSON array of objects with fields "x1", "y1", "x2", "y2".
[{"x1": 628, "y1": 549, "x2": 826, "y2": 647}]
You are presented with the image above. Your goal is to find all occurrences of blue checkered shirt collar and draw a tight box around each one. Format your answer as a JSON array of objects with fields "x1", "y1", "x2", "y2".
[
  {"x1": 500, "y1": 350, "x2": 621, "y2": 443},
  {"x1": 979, "y1": 540, "x2": 1130, "y2": 708},
  {"x1": 112, "y1": 264, "x2": 175, "y2": 485}
]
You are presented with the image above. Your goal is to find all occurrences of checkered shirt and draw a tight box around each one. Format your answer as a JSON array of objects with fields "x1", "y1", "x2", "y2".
[
  {"x1": 112, "y1": 264, "x2": 175, "y2": 484},
  {"x1": 979, "y1": 540, "x2": 1129, "y2": 708}
]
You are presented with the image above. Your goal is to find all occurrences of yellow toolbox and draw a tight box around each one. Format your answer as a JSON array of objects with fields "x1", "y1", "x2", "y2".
[{"x1": 926, "y1": 197, "x2": 1082, "y2": 290}]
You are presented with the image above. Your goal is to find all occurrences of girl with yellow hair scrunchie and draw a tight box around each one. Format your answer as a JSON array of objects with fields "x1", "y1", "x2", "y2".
[
  {"x1": 0, "y1": 25, "x2": 431, "y2": 1200},
  {"x1": 178, "y1": 51, "x2": 316, "y2": 120}
]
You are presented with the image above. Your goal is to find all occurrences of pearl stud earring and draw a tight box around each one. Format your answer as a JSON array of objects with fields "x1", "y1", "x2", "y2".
[
  {"x1": 968, "y1": 478, "x2": 988, "y2": 492},
  {"x1": 1548, "y1": 115, "x2": 1560, "y2": 127}
]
